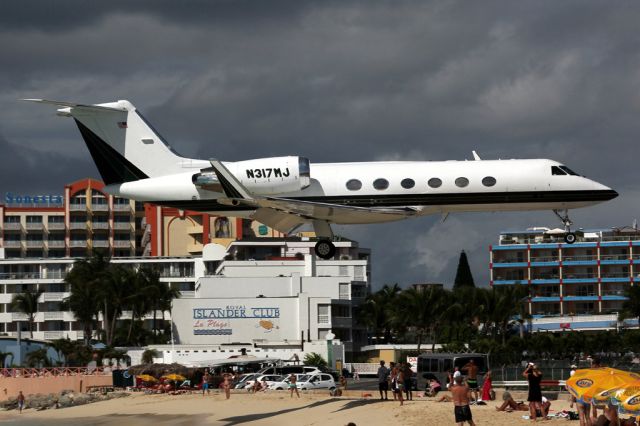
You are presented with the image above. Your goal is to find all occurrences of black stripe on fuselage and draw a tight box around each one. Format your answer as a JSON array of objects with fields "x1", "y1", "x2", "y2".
[{"x1": 150, "y1": 189, "x2": 617, "y2": 212}]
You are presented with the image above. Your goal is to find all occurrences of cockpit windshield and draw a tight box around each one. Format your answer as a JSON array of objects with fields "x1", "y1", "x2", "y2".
[{"x1": 551, "y1": 165, "x2": 580, "y2": 176}]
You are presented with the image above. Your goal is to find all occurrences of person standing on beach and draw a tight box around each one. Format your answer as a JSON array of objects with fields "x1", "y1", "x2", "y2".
[
  {"x1": 202, "y1": 371, "x2": 210, "y2": 395},
  {"x1": 289, "y1": 373, "x2": 300, "y2": 398},
  {"x1": 17, "y1": 391, "x2": 25, "y2": 414},
  {"x1": 377, "y1": 360, "x2": 389, "y2": 401},
  {"x1": 462, "y1": 360, "x2": 479, "y2": 403},
  {"x1": 451, "y1": 375, "x2": 475, "y2": 426},
  {"x1": 523, "y1": 363, "x2": 543, "y2": 422},
  {"x1": 223, "y1": 373, "x2": 232, "y2": 399},
  {"x1": 402, "y1": 362, "x2": 413, "y2": 401},
  {"x1": 389, "y1": 362, "x2": 398, "y2": 401},
  {"x1": 396, "y1": 364, "x2": 405, "y2": 406}
]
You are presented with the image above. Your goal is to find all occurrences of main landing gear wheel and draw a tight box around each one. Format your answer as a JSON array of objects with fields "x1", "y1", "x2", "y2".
[
  {"x1": 314, "y1": 239, "x2": 336, "y2": 259},
  {"x1": 564, "y1": 233, "x2": 577, "y2": 244}
]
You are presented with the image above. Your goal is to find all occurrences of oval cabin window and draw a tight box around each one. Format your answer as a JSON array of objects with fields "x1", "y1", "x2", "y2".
[
  {"x1": 373, "y1": 178, "x2": 389, "y2": 190},
  {"x1": 482, "y1": 176, "x2": 496, "y2": 187},
  {"x1": 401, "y1": 178, "x2": 415, "y2": 189},
  {"x1": 346, "y1": 179, "x2": 362, "y2": 191},
  {"x1": 455, "y1": 177, "x2": 469, "y2": 188},
  {"x1": 428, "y1": 178, "x2": 442, "y2": 188}
]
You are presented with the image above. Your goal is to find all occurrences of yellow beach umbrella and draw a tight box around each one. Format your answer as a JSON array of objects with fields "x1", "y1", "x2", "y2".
[
  {"x1": 136, "y1": 374, "x2": 158, "y2": 382},
  {"x1": 566, "y1": 368, "x2": 640, "y2": 404},
  {"x1": 162, "y1": 373, "x2": 186, "y2": 381}
]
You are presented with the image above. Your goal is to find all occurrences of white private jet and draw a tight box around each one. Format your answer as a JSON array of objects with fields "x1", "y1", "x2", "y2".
[{"x1": 26, "y1": 99, "x2": 618, "y2": 259}]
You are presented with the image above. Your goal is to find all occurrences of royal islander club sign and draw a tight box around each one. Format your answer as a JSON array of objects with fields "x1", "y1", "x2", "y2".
[{"x1": 193, "y1": 305, "x2": 281, "y2": 336}]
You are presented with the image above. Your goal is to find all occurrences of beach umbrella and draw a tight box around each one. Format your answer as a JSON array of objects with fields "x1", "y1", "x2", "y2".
[
  {"x1": 566, "y1": 368, "x2": 640, "y2": 404},
  {"x1": 162, "y1": 373, "x2": 186, "y2": 381},
  {"x1": 136, "y1": 374, "x2": 158, "y2": 382},
  {"x1": 614, "y1": 385, "x2": 640, "y2": 416}
]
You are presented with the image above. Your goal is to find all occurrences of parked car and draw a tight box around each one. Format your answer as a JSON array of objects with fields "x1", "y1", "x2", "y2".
[
  {"x1": 268, "y1": 374, "x2": 310, "y2": 390},
  {"x1": 258, "y1": 365, "x2": 320, "y2": 376},
  {"x1": 234, "y1": 373, "x2": 259, "y2": 389},
  {"x1": 243, "y1": 374, "x2": 283, "y2": 390},
  {"x1": 296, "y1": 373, "x2": 336, "y2": 391}
]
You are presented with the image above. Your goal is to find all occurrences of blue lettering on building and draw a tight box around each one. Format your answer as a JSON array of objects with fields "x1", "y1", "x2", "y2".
[{"x1": 193, "y1": 306, "x2": 281, "y2": 319}]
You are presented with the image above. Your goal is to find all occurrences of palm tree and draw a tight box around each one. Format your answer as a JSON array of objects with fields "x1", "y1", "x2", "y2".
[
  {"x1": 156, "y1": 282, "x2": 181, "y2": 343},
  {"x1": 64, "y1": 252, "x2": 111, "y2": 344},
  {"x1": 25, "y1": 347, "x2": 51, "y2": 368},
  {"x1": 11, "y1": 287, "x2": 44, "y2": 338},
  {"x1": 100, "y1": 265, "x2": 136, "y2": 346},
  {"x1": 395, "y1": 286, "x2": 447, "y2": 352},
  {"x1": 124, "y1": 267, "x2": 155, "y2": 344},
  {"x1": 620, "y1": 284, "x2": 640, "y2": 325},
  {"x1": 303, "y1": 352, "x2": 328, "y2": 368},
  {"x1": 141, "y1": 348, "x2": 160, "y2": 364},
  {"x1": 357, "y1": 284, "x2": 401, "y2": 344}
]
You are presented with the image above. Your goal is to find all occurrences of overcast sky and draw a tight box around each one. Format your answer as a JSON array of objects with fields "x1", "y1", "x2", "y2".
[{"x1": 1, "y1": 1, "x2": 639, "y2": 289}]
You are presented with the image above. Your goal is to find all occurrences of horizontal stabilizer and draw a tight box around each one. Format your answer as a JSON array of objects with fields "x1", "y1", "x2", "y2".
[{"x1": 20, "y1": 99, "x2": 127, "y2": 112}]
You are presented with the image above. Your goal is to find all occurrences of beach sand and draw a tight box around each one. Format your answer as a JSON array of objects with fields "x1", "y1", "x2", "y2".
[{"x1": 0, "y1": 391, "x2": 576, "y2": 425}]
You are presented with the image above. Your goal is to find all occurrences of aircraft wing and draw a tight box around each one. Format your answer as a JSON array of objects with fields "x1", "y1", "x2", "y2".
[{"x1": 207, "y1": 159, "x2": 417, "y2": 233}]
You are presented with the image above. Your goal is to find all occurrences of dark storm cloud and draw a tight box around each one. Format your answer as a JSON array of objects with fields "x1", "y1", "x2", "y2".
[{"x1": 1, "y1": 1, "x2": 639, "y2": 288}]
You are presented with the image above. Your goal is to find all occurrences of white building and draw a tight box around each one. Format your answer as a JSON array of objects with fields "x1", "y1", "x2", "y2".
[{"x1": 0, "y1": 238, "x2": 370, "y2": 364}]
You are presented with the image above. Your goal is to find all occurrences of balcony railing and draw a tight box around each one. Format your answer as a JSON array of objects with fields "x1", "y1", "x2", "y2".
[
  {"x1": 602, "y1": 290, "x2": 626, "y2": 296},
  {"x1": 531, "y1": 274, "x2": 559, "y2": 280},
  {"x1": 91, "y1": 204, "x2": 109, "y2": 211},
  {"x1": 92, "y1": 240, "x2": 109, "y2": 248},
  {"x1": 91, "y1": 222, "x2": 109, "y2": 229},
  {"x1": 317, "y1": 315, "x2": 330, "y2": 324},
  {"x1": 69, "y1": 204, "x2": 86, "y2": 211},
  {"x1": 26, "y1": 240, "x2": 44, "y2": 248},
  {"x1": 601, "y1": 272, "x2": 630, "y2": 278},
  {"x1": 113, "y1": 222, "x2": 131, "y2": 230},
  {"x1": 69, "y1": 222, "x2": 87, "y2": 230},
  {"x1": 47, "y1": 222, "x2": 66, "y2": 230},
  {"x1": 11, "y1": 313, "x2": 28, "y2": 321},
  {"x1": 47, "y1": 240, "x2": 66, "y2": 248},
  {"x1": 493, "y1": 258, "x2": 527, "y2": 263},
  {"x1": 562, "y1": 255, "x2": 598, "y2": 262},
  {"x1": 69, "y1": 240, "x2": 87, "y2": 248},
  {"x1": 43, "y1": 312, "x2": 64, "y2": 321},
  {"x1": 530, "y1": 257, "x2": 559, "y2": 262},
  {"x1": 43, "y1": 331, "x2": 64, "y2": 340},
  {"x1": 0, "y1": 272, "x2": 42, "y2": 280},
  {"x1": 113, "y1": 240, "x2": 131, "y2": 248},
  {"x1": 2, "y1": 223, "x2": 23, "y2": 231},
  {"x1": 179, "y1": 291, "x2": 196, "y2": 298},
  {"x1": 43, "y1": 292, "x2": 66, "y2": 301},
  {"x1": 3, "y1": 240, "x2": 23, "y2": 248},
  {"x1": 25, "y1": 223, "x2": 44, "y2": 231},
  {"x1": 113, "y1": 204, "x2": 131, "y2": 212},
  {"x1": 563, "y1": 273, "x2": 598, "y2": 279}
]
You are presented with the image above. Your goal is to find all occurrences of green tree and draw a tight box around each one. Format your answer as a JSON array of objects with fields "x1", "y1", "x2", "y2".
[
  {"x1": 453, "y1": 251, "x2": 475, "y2": 289},
  {"x1": 620, "y1": 285, "x2": 640, "y2": 325},
  {"x1": 395, "y1": 286, "x2": 447, "y2": 352},
  {"x1": 356, "y1": 284, "x2": 401, "y2": 344},
  {"x1": 63, "y1": 252, "x2": 111, "y2": 344},
  {"x1": 11, "y1": 287, "x2": 45, "y2": 338},
  {"x1": 141, "y1": 348, "x2": 160, "y2": 364},
  {"x1": 154, "y1": 277, "x2": 181, "y2": 343},
  {"x1": 25, "y1": 348, "x2": 51, "y2": 367},
  {"x1": 48, "y1": 338, "x2": 76, "y2": 366},
  {"x1": 303, "y1": 352, "x2": 328, "y2": 368},
  {"x1": 100, "y1": 265, "x2": 136, "y2": 346}
]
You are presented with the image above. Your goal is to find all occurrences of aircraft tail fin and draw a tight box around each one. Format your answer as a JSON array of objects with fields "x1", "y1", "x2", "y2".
[{"x1": 23, "y1": 99, "x2": 194, "y2": 185}]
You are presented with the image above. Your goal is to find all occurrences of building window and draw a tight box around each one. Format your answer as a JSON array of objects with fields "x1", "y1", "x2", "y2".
[
  {"x1": 428, "y1": 178, "x2": 442, "y2": 188},
  {"x1": 346, "y1": 179, "x2": 362, "y2": 191},
  {"x1": 5, "y1": 216, "x2": 20, "y2": 223},
  {"x1": 455, "y1": 177, "x2": 469, "y2": 188},
  {"x1": 373, "y1": 178, "x2": 389, "y2": 190},
  {"x1": 401, "y1": 178, "x2": 415, "y2": 189},
  {"x1": 214, "y1": 217, "x2": 230, "y2": 238},
  {"x1": 482, "y1": 176, "x2": 496, "y2": 187},
  {"x1": 317, "y1": 304, "x2": 330, "y2": 324},
  {"x1": 339, "y1": 283, "x2": 350, "y2": 300},
  {"x1": 26, "y1": 216, "x2": 43, "y2": 223}
]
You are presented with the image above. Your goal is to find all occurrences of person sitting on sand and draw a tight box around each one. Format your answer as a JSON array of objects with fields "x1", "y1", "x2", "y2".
[
  {"x1": 426, "y1": 379, "x2": 442, "y2": 397},
  {"x1": 495, "y1": 391, "x2": 528, "y2": 412}
]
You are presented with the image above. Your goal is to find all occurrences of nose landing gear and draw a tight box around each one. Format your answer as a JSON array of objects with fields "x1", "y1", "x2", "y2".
[{"x1": 553, "y1": 209, "x2": 577, "y2": 244}]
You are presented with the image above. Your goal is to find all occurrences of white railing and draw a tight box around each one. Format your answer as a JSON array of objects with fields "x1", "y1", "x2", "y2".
[
  {"x1": 69, "y1": 204, "x2": 86, "y2": 211},
  {"x1": 69, "y1": 240, "x2": 87, "y2": 248},
  {"x1": 318, "y1": 315, "x2": 330, "y2": 324},
  {"x1": 26, "y1": 240, "x2": 44, "y2": 248},
  {"x1": 47, "y1": 240, "x2": 65, "y2": 248},
  {"x1": 113, "y1": 241, "x2": 131, "y2": 248},
  {"x1": 69, "y1": 222, "x2": 86, "y2": 230},
  {"x1": 43, "y1": 331, "x2": 64, "y2": 340},
  {"x1": 25, "y1": 223, "x2": 44, "y2": 230},
  {"x1": 44, "y1": 312, "x2": 64, "y2": 320},
  {"x1": 91, "y1": 204, "x2": 108, "y2": 211},
  {"x1": 92, "y1": 240, "x2": 109, "y2": 248},
  {"x1": 11, "y1": 313, "x2": 28, "y2": 321},
  {"x1": 3, "y1": 241, "x2": 22, "y2": 248},
  {"x1": 47, "y1": 222, "x2": 66, "y2": 230},
  {"x1": 113, "y1": 204, "x2": 131, "y2": 212},
  {"x1": 113, "y1": 223, "x2": 131, "y2": 230},
  {"x1": 2, "y1": 223, "x2": 22, "y2": 230},
  {"x1": 91, "y1": 222, "x2": 109, "y2": 229},
  {"x1": 43, "y1": 293, "x2": 66, "y2": 302}
]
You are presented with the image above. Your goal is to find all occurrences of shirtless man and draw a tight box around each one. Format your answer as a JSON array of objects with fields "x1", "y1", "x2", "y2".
[
  {"x1": 451, "y1": 375, "x2": 476, "y2": 426},
  {"x1": 461, "y1": 360, "x2": 479, "y2": 403},
  {"x1": 289, "y1": 373, "x2": 300, "y2": 398}
]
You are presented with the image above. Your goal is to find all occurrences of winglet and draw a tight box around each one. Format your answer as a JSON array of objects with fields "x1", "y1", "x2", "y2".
[
  {"x1": 472, "y1": 150, "x2": 481, "y2": 161},
  {"x1": 208, "y1": 159, "x2": 254, "y2": 200}
]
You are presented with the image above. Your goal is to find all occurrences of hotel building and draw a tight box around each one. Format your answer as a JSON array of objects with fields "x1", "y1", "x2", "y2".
[{"x1": 490, "y1": 226, "x2": 640, "y2": 331}]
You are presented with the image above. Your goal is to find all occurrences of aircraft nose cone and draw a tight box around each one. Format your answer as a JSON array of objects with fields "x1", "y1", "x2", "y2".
[{"x1": 603, "y1": 189, "x2": 619, "y2": 201}]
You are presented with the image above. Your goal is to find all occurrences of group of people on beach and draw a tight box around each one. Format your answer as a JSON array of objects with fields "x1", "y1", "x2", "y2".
[
  {"x1": 376, "y1": 360, "x2": 415, "y2": 405},
  {"x1": 200, "y1": 370, "x2": 233, "y2": 399}
]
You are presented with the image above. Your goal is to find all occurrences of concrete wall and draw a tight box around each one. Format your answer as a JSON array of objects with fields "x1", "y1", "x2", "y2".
[{"x1": 0, "y1": 374, "x2": 112, "y2": 398}]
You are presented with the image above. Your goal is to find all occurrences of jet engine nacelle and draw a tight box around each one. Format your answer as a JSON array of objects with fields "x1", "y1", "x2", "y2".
[{"x1": 194, "y1": 156, "x2": 311, "y2": 195}]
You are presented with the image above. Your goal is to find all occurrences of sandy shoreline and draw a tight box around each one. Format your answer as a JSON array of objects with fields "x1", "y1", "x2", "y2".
[{"x1": 0, "y1": 391, "x2": 576, "y2": 425}]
